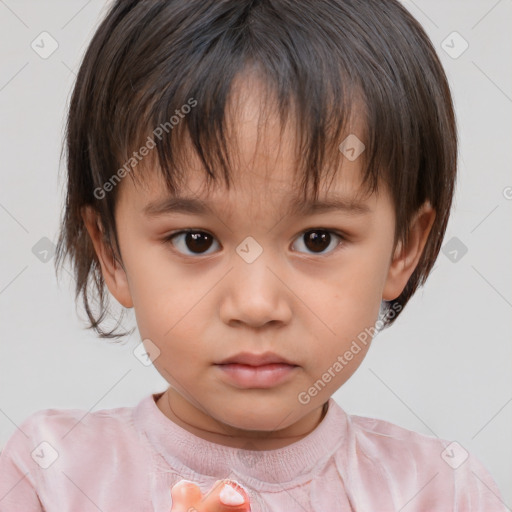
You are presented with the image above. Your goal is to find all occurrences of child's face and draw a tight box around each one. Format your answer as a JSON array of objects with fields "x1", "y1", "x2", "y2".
[{"x1": 86, "y1": 78, "x2": 432, "y2": 442}]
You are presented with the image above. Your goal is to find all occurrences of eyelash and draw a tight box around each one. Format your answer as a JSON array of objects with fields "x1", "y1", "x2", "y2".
[{"x1": 162, "y1": 228, "x2": 348, "y2": 258}]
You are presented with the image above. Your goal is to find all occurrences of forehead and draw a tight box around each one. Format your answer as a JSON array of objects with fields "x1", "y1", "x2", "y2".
[
  {"x1": 117, "y1": 75, "x2": 376, "y2": 218},
  {"x1": 118, "y1": 156, "x2": 375, "y2": 225}
]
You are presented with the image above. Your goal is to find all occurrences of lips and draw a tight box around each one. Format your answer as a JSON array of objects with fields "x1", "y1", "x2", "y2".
[
  {"x1": 216, "y1": 362, "x2": 298, "y2": 388},
  {"x1": 216, "y1": 351, "x2": 298, "y2": 367}
]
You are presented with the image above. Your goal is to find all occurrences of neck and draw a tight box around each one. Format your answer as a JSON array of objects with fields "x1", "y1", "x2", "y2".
[{"x1": 155, "y1": 389, "x2": 329, "y2": 450}]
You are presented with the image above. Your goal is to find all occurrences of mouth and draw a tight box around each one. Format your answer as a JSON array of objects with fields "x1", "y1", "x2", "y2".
[
  {"x1": 216, "y1": 351, "x2": 298, "y2": 367},
  {"x1": 215, "y1": 352, "x2": 299, "y2": 388},
  {"x1": 215, "y1": 362, "x2": 298, "y2": 388},
  {"x1": 216, "y1": 363, "x2": 299, "y2": 389}
]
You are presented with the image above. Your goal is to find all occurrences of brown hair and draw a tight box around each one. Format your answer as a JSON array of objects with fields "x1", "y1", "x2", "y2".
[{"x1": 55, "y1": 0, "x2": 457, "y2": 339}]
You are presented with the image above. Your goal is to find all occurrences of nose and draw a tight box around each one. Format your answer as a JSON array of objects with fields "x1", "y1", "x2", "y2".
[{"x1": 219, "y1": 250, "x2": 293, "y2": 329}]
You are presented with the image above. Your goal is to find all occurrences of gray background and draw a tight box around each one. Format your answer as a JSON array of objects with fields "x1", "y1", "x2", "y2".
[{"x1": 0, "y1": 0, "x2": 511, "y2": 506}]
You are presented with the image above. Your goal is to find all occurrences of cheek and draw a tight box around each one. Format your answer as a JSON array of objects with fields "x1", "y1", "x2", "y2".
[
  {"x1": 124, "y1": 254, "x2": 174, "y2": 337},
  {"x1": 301, "y1": 250, "x2": 389, "y2": 366},
  {"x1": 127, "y1": 257, "x2": 214, "y2": 352},
  {"x1": 324, "y1": 256, "x2": 385, "y2": 325}
]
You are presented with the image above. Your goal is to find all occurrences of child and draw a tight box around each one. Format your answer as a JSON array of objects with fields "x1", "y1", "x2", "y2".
[{"x1": 0, "y1": 0, "x2": 507, "y2": 510}]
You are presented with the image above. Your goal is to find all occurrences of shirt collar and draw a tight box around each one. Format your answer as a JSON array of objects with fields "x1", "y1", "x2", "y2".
[{"x1": 133, "y1": 392, "x2": 348, "y2": 486}]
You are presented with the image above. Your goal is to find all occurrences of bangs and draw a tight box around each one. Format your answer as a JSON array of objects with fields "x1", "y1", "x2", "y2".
[
  {"x1": 96, "y1": 0, "x2": 416, "y2": 206},
  {"x1": 128, "y1": 64, "x2": 375, "y2": 203}
]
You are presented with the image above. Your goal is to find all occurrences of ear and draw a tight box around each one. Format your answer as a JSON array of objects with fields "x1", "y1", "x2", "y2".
[
  {"x1": 81, "y1": 205, "x2": 134, "y2": 308},
  {"x1": 382, "y1": 201, "x2": 436, "y2": 301}
]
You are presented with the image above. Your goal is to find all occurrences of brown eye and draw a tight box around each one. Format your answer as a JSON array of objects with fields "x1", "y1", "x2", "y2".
[
  {"x1": 166, "y1": 230, "x2": 219, "y2": 255},
  {"x1": 292, "y1": 229, "x2": 344, "y2": 255}
]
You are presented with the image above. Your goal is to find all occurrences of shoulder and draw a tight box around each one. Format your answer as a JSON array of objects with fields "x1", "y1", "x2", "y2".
[
  {"x1": 3, "y1": 400, "x2": 139, "y2": 451},
  {"x1": 0, "y1": 399, "x2": 153, "y2": 507},
  {"x1": 335, "y1": 410, "x2": 507, "y2": 511},
  {"x1": 349, "y1": 412, "x2": 443, "y2": 451},
  {"x1": 1, "y1": 400, "x2": 147, "y2": 469},
  {"x1": 347, "y1": 411, "x2": 483, "y2": 473},
  {"x1": 346, "y1": 412, "x2": 454, "y2": 477}
]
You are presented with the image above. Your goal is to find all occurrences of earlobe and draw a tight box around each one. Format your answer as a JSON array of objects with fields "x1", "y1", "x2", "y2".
[
  {"x1": 81, "y1": 206, "x2": 134, "y2": 308},
  {"x1": 382, "y1": 202, "x2": 436, "y2": 301}
]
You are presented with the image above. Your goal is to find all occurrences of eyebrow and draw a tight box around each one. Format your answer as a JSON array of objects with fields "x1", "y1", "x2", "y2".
[{"x1": 143, "y1": 195, "x2": 372, "y2": 217}]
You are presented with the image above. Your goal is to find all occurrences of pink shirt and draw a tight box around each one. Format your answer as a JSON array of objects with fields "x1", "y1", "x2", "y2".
[{"x1": 0, "y1": 392, "x2": 506, "y2": 511}]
